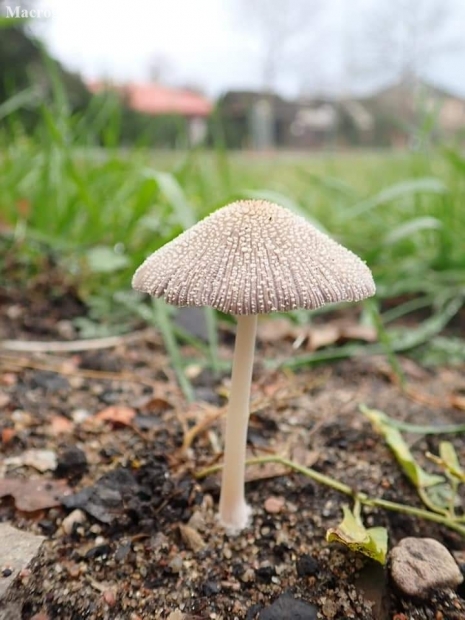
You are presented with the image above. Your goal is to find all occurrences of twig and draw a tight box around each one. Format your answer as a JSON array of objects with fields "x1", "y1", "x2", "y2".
[
  {"x1": 0, "y1": 328, "x2": 155, "y2": 353},
  {"x1": 0, "y1": 357, "x2": 157, "y2": 388},
  {"x1": 181, "y1": 386, "x2": 306, "y2": 453},
  {"x1": 196, "y1": 455, "x2": 465, "y2": 537}
]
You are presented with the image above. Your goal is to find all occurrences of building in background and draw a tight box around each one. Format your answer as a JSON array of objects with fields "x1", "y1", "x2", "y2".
[
  {"x1": 361, "y1": 78, "x2": 465, "y2": 148},
  {"x1": 216, "y1": 90, "x2": 373, "y2": 150},
  {"x1": 88, "y1": 81, "x2": 212, "y2": 146},
  {"x1": 216, "y1": 79, "x2": 464, "y2": 150}
]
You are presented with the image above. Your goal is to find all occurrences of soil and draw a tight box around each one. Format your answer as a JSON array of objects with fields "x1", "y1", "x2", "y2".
[{"x1": 1, "y1": 264, "x2": 465, "y2": 620}]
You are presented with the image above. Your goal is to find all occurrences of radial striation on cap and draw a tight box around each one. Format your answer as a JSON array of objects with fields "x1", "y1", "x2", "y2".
[{"x1": 132, "y1": 200, "x2": 376, "y2": 315}]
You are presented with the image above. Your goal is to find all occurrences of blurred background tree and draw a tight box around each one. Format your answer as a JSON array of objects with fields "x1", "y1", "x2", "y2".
[
  {"x1": 237, "y1": 0, "x2": 322, "y2": 92},
  {"x1": 0, "y1": 0, "x2": 90, "y2": 127}
]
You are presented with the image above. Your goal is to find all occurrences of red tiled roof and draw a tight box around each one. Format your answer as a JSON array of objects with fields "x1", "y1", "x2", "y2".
[{"x1": 88, "y1": 81, "x2": 212, "y2": 117}]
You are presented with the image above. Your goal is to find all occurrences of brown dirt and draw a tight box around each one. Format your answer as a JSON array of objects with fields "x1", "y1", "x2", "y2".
[{"x1": 1, "y1": 271, "x2": 465, "y2": 620}]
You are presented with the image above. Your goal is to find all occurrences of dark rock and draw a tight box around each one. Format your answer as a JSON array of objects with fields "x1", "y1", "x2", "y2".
[
  {"x1": 245, "y1": 604, "x2": 263, "y2": 620},
  {"x1": 194, "y1": 387, "x2": 223, "y2": 405},
  {"x1": 55, "y1": 446, "x2": 88, "y2": 480},
  {"x1": 99, "y1": 390, "x2": 122, "y2": 405},
  {"x1": 30, "y1": 371, "x2": 69, "y2": 392},
  {"x1": 202, "y1": 580, "x2": 220, "y2": 596},
  {"x1": 38, "y1": 519, "x2": 56, "y2": 536},
  {"x1": 85, "y1": 544, "x2": 112, "y2": 560},
  {"x1": 255, "y1": 563, "x2": 276, "y2": 583},
  {"x1": 79, "y1": 351, "x2": 122, "y2": 372},
  {"x1": 296, "y1": 554, "x2": 320, "y2": 577},
  {"x1": 246, "y1": 604, "x2": 263, "y2": 620},
  {"x1": 258, "y1": 593, "x2": 318, "y2": 620},
  {"x1": 62, "y1": 468, "x2": 136, "y2": 524},
  {"x1": 115, "y1": 541, "x2": 132, "y2": 562},
  {"x1": 231, "y1": 562, "x2": 244, "y2": 578}
]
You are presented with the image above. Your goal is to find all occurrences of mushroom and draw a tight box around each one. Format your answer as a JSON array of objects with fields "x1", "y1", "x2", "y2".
[{"x1": 132, "y1": 199, "x2": 375, "y2": 533}]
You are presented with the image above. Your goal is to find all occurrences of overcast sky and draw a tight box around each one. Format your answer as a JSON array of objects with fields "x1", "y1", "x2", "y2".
[{"x1": 30, "y1": 0, "x2": 465, "y2": 98}]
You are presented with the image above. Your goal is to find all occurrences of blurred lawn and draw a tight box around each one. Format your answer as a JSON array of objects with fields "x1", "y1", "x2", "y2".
[{"x1": 1, "y1": 93, "x2": 465, "y2": 389}]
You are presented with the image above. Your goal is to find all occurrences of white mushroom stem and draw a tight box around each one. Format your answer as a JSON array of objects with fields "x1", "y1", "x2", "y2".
[{"x1": 219, "y1": 314, "x2": 258, "y2": 533}]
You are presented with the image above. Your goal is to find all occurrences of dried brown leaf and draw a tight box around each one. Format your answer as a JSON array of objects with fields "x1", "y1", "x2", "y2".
[
  {"x1": 0, "y1": 478, "x2": 72, "y2": 511},
  {"x1": 340, "y1": 323, "x2": 378, "y2": 343},
  {"x1": 307, "y1": 324, "x2": 341, "y2": 350},
  {"x1": 257, "y1": 317, "x2": 296, "y2": 343},
  {"x1": 450, "y1": 394, "x2": 465, "y2": 411},
  {"x1": 95, "y1": 405, "x2": 136, "y2": 426}
]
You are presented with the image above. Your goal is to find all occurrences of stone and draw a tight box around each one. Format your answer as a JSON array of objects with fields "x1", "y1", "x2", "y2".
[
  {"x1": 264, "y1": 496, "x2": 285, "y2": 514},
  {"x1": 296, "y1": 554, "x2": 320, "y2": 577},
  {"x1": 390, "y1": 537, "x2": 463, "y2": 598},
  {"x1": 0, "y1": 603, "x2": 22, "y2": 620},
  {"x1": 0, "y1": 524, "x2": 44, "y2": 612},
  {"x1": 259, "y1": 593, "x2": 318, "y2": 620},
  {"x1": 61, "y1": 509, "x2": 87, "y2": 535}
]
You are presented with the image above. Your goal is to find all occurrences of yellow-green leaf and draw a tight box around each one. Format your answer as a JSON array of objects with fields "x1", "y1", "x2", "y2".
[
  {"x1": 326, "y1": 505, "x2": 388, "y2": 565},
  {"x1": 360, "y1": 405, "x2": 444, "y2": 489},
  {"x1": 439, "y1": 441, "x2": 463, "y2": 480}
]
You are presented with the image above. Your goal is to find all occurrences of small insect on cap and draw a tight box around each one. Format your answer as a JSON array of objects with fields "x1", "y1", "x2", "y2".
[{"x1": 132, "y1": 200, "x2": 376, "y2": 314}]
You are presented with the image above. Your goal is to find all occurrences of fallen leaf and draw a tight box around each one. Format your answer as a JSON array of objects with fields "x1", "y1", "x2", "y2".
[
  {"x1": 307, "y1": 324, "x2": 340, "y2": 350},
  {"x1": 138, "y1": 396, "x2": 172, "y2": 413},
  {"x1": 95, "y1": 405, "x2": 136, "y2": 426},
  {"x1": 0, "y1": 478, "x2": 72, "y2": 511},
  {"x1": 361, "y1": 406, "x2": 445, "y2": 489},
  {"x1": 257, "y1": 317, "x2": 296, "y2": 343},
  {"x1": 326, "y1": 504, "x2": 388, "y2": 564},
  {"x1": 340, "y1": 323, "x2": 378, "y2": 343},
  {"x1": 450, "y1": 394, "x2": 465, "y2": 411}
]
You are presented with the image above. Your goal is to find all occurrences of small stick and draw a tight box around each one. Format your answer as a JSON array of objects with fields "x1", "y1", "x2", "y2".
[
  {"x1": 0, "y1": 358, "x2": 157, "y2": 388},
  {"x1": 196, "y1": 454, "x2": 465, "y2": 537},
  {"x1": 0, "y1": 328, "x2": 155, "y2": 353}
]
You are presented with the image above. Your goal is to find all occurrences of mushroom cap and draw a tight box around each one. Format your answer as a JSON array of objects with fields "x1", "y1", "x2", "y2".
[{"x1": 132, "y1": 200, "x2": 375, "y2": 315}]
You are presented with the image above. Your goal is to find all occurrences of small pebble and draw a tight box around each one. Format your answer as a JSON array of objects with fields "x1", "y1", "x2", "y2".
[
  {"x1": 71, "y1": 409, "x2": 91, "y2": 424},
  {"x1": 241, "y1": 568, "x2": 255, "y2": 583},
  {"x1": 187, "y1": 511, "x2": 205, "y2": 531},
  {"x1": 256, "y1": 563, "x2": 276, "y2": 584},
  {"x1": 390, "y1": 537, "x2": 463, "y2": 598},
  {"x1": 102, "y1": 590, "x2": 116, "y2": 606},
  {"x1": 296, "y1": 554, "x2": 320, "y2": 577},
  {"x1": 264, "y1": 496, "x2": 285, "y2": 514},
  {"x1": 258, "y1": 593, "x2": 318, "y2": 619},
  {"x1": 62, "y1": 509, "x2": 87, "y2": 535},
  {"x1": 202, "y1": 580, "x2": 220, "y2": 596},
  {"x1": 179, "y1": 524, "x2": 205, "y2": 552},
  {"x1": 169, "y1": 555, "x2": 183, "y2": 574}
]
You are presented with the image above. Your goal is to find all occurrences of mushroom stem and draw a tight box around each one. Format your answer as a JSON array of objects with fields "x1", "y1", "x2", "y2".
[{"x1": 219, "y1": 314, "x2": 258, "y2": 533}]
